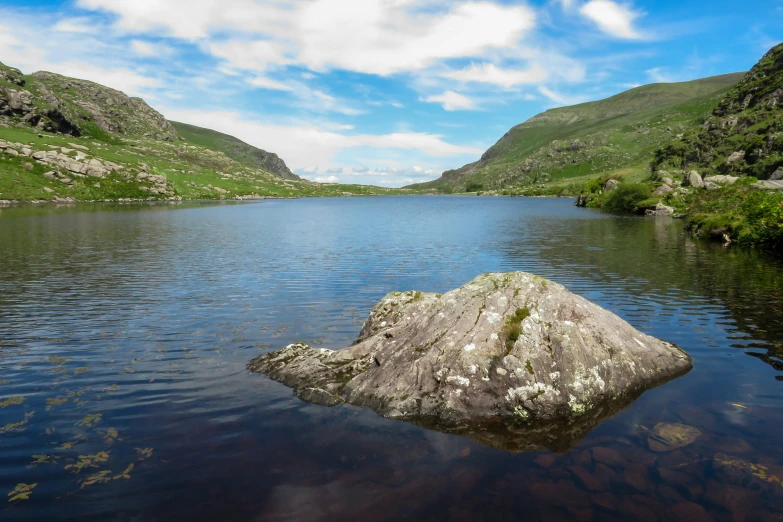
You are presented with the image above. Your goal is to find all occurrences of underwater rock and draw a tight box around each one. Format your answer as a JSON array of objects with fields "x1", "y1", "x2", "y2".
[
  {"x1": 249, "y1": 272, "x2": 692, "y2": 452},
  {"x1": 647, "y1": 423, "x2": 701, "y2": 452}
]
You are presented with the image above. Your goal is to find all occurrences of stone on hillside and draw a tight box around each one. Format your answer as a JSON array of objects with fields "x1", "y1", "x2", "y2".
[
  {"x1": 604, "y1": 179, "x2": 619, "y2": 191},
  {"x1": 683, "y1": 171, "x2": 704, "y2": 188},
  {"x1": 43, "y1": 171, "x2": 57, "y2": 181},
  {"x1": 249, "y1": 272, "x2": 692, "y2": 452},
  {"x1": 726, "y1": 151, "x2": 746, "y2": 163},
  {"x1": 770, "y1": 168, "x2": 783, "y2": 181},
  {"x1": 704, "y1": 175, "x2": 739, "y2": 185},
  {"x1": 704, "y1": 181, "x2": 720, "y2": 191},
  {"x1": 652, "y1": 184, "x2": 673, "y2": 197},
  {"x1": 646, "y1": 202, "x2": 675, "y2": 217}
]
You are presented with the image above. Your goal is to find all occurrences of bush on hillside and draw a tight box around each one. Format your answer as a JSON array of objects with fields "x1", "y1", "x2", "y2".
[{"x1": 601, "y1": 183, "x2": 652, "y2": 213}]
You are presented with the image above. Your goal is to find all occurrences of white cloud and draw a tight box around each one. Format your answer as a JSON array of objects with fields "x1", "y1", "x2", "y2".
[
  {"x1": 443, "y1": 63, "x2": 549, "y2": 88},
  {"x1": 646, "y1": 67, "x2": 678, "y2": 83},
  {"x1": 160, "y1": 108, "x2": 483, "y2": 171},
  {"x1": 131, "y1": 39, "x2": 175, "y2": 58},
  {"x1": 537, "y1": 86, "x2": 588, "y2": 106},
  {"x1": 53, "y1": 17, "x2": 97, "y2": 34},
  {"x1": 315, "y1": 175, "x2": 339, "y2": 183},
  {"x1": 79, "y1": 0, "x2": 537, "y2": 76},
  {"x1": 326, "y1": 167, "x2": 343, "y2": 173},
  {"x1": 248, "y1": 76, "x2": 293, "y2": 91},
  {"x1": 424, "y1": 91, "x2": 476, "y2": 111},
  {"x1": 0, "y1": 22, "x2": 160, "y2": 96},
  {"x1": 352, "y1": 166, "x2": 369, "y2": 173},
  {"x1": 580, "y1": 0, "x2": 643, "y2": 39}
]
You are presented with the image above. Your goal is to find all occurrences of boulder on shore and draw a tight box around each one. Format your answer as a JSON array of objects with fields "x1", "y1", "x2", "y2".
[{"x1": 249, "y1": 272, "x2": 692, "y2": 452}]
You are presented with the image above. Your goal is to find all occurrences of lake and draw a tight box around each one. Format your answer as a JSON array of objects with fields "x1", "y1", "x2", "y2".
[{"x1": 1, "y1": 196, "x2": 782, "y2": 521}]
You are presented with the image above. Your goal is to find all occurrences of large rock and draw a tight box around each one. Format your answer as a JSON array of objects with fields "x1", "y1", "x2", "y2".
[
  {"x1": 683, "y1": 171, "x2": 704, "y2": 188},
  {"x1": 770, "y1": 168, "x2": 783, "y2": 181},
  {"x1": 704, "y1": 175, "x2": 739, "y2": 185},
  {"x1": 249, "y1": 273, "x2": 692, "y2": 451}
]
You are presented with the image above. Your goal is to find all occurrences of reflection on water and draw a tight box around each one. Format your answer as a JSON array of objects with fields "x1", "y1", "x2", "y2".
[{"x1": 1, "y1": 197, "x2": 782, "y2": 521}]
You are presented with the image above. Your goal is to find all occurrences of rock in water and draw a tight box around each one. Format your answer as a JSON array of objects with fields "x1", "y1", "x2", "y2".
[{"x1": 249, "y1": 273, "x2": 692, "y2": 451}]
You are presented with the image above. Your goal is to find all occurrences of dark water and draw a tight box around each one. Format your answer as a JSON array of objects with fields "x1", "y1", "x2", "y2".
[{"x1": 1, "y1": 196, "x2": 782, "y2": 522}]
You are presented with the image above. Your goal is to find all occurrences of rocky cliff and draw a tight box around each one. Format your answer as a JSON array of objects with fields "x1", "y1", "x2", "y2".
[{"x1": 652, "y1": 42, "x2": 783, "y2": 180}]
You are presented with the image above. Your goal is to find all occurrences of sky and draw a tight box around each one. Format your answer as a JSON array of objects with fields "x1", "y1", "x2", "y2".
[{"x1": 0, "y1": 1, "x2": 780, "y2": 186}]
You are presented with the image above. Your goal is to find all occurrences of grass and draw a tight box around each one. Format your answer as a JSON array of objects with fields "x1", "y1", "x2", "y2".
[
  {"x1": 0, "y1": 125, "x2": 417, "y2": 201},
  {"x1": 501, "y1": 307, "x2": 531, "y2": 354},
  {"x1": 408, "y1": 73, "x2": 744, "y2": 194}
]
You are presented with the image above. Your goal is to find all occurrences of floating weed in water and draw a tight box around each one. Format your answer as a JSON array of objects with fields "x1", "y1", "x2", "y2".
[
  {"x1": 121, "y1": 367, "x2": 135, "y2": 374},
  {"x1": 27, "y1": 454, "x2": 61, "y2": 468},
  {"x1": 47, "y1": 356, "x2": 71, "y2": 364},
  {"x1": 0, "y1": 381, "x2": 9, "y2": 386},
  {"x1": 7, "y1": 483, "x2": 37, "y2": 502},
  {"x1": 80, "y1": 470, "x2": 111, "y2": 488},
  {"x1": 46, "y1": 396, "x2": 69, "y2": 411},
  {"x1": 0, "y1": 396, "x2": 25, "y2": 408},
  {"x1": 135, "y1": 447, "x2": 153, "y2": 460},
  {"x1": 65, "y1": 452, "x2": 110, "y2": 474},
  {"x1": 102, "y1": 384, "x2": 119, "y2": 393},
  {"x1": 74, "y1": 367, "x2": 91, "y2": 375},
  {"x1": 50, "y1": 366, "x2": 69, "y2": 373},
  {"x1": 76, "y1": 414, "x2": 102, "y2": 428},
  {"x1": 113, "y1": 463, "x2": 134, "y2": 480},
  {"x1": 45, "y1": 427, "x2": 56, "y2": 436},
  {"x1": 2, "y1": 411, "x2": 35, "y2": 433},
  {"x1": 102, "y1": 428, "x2": 123, "y2": 445}
]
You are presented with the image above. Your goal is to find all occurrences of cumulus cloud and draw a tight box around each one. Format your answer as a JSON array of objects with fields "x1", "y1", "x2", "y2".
[
  {"x1": 160, "y1": 108, "x2": 483, "y2": 171},
  {"x1": 78, "y1": 0, "x2": 537, "y2": 76},
  {"x1": 130, "y1": 39, "x2": 175, "y2": 58},
  {"x1": 579, "y1": 0, "x2": 644, "y2": 39},
  {"x1": 315, "y1": 175, "x2": 339, "y2": 183},
  {"x1": 326, "y1": 166, "x2": 343, "y2": 173},
  {"x1": 443, "y1": 63, "x2": 548, "y2": 88},
  {"x1": 424, "y1": 91, "x2": 476, "y2": 111},
  {"x1": 352, "y1": 166, "x2": 369, "y2": 173},
  {"x1": 248, "y1": 75, "x2": 293, "y2": 91}
]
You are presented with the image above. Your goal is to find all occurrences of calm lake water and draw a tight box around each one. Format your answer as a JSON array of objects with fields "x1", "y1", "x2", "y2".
[{"x1": 1, "y1": 196, "x2": 782, "y2": 522}]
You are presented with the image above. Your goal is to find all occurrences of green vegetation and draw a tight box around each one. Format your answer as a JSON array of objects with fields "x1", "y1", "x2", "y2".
[
  {"x1": 1, "y1": 59, "x2": 417, "y2": 202},
  {"x1": 600, "y1": 183, "x2": 652, "y2": 213},
  {"x1": 408, "y1": 73, "x2": 743, "y2": 193},
  {"x1": 171, "y1": 121, "x2": 299, "y2": 180},
  {"x1": 501, "y1": 307, "x2": 530, "y2": 354}
]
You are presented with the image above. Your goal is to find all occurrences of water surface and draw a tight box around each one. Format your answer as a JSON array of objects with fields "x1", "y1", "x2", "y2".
[{"x1": 1, "y1": 197, "x2": 782, "y2": 521}]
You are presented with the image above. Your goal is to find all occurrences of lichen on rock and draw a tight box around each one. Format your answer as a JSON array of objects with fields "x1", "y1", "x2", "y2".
[{"x1": 249, "y1": 272, "x2": 692, "y2": 452}]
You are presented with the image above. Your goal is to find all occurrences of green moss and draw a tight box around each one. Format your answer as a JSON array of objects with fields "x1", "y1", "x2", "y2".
[
  {"x1": 525, "y1": 360, "x2": 534, "y2": 375},
  {"x1": 501, "y1": 307, "x2": 531, "y2": 354}
]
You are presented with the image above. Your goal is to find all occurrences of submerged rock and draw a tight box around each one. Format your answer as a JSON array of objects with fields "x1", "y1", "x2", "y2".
[
  {"x1": 249, "y1": 272, "x2": 692, "y2": 451},
  {"x1": 647, "y1": 422, "x2": 701, "y2": 452}
]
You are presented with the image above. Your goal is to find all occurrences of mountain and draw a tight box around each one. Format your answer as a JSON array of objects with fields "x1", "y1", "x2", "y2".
[
  {"x1": 171, "y1": 121, "x2": 300, "y2": 181},
  {"x1": 652, "y1": 42, "x2": 783, "y2": 180},
  {"x1": 0, "y1": 60, "x2": 401, "y2": 202},
  {"x1": 408, "y1": 73, "x2": 745, "y2": 193}
]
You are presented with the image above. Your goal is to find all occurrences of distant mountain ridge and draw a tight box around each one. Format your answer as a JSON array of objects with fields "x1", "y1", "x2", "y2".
[
  {"x1": 171, "y1": 121, "x2": 299, "y2": 180},
  {"x1": 0, "y1": 59, "x2": 401, "y2": 202},
  {"x1": 0, "y1": 60, "x2": 297, "y2": 181},
  {"x1": 408, "y1": 73, "x2": 745, "y2": 192}
]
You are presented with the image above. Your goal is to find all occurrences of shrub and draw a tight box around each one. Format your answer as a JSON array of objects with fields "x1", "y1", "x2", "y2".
[
  {"x1": 465, "y1": 182, "x2": 484, "y2": 193},
  {"x1": 601, "y1": 183, "x2": 652, "y2": 213}
]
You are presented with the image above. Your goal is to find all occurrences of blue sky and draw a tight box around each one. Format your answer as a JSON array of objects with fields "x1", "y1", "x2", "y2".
[{"x1": 0, "y1": 0, "x2": 780, "y2": 186}]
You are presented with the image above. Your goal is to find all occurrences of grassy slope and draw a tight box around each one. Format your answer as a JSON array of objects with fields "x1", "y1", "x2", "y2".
[
  {"x1": 409, "y1": 73, "x2": 744, "y2": 193},
  {"x1": 171, "y1": 121, "x2": 300, "y2": 180},
  {"x1": 0, "y1": 61, "x2": 411, "y2": 202}
]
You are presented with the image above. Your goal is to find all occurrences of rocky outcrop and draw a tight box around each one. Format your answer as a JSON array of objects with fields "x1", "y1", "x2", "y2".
[{"x1": 249, "y1": 273, "x2": 692, "y2": 451}]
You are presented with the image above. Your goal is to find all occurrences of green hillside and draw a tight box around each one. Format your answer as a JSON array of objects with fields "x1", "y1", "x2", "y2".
[
  {"x1": 409, "y1": 73, "x2": 744, "y2": 193},
  {"x1": 652, "y1": 42, "x2": 783, "y2": 180},
  {"x1": 0, "y1": 60, "x2": 408, "y2": 202},
  {"x1": 171, "y1": 121, "x2": 300, "y2": 180}
]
